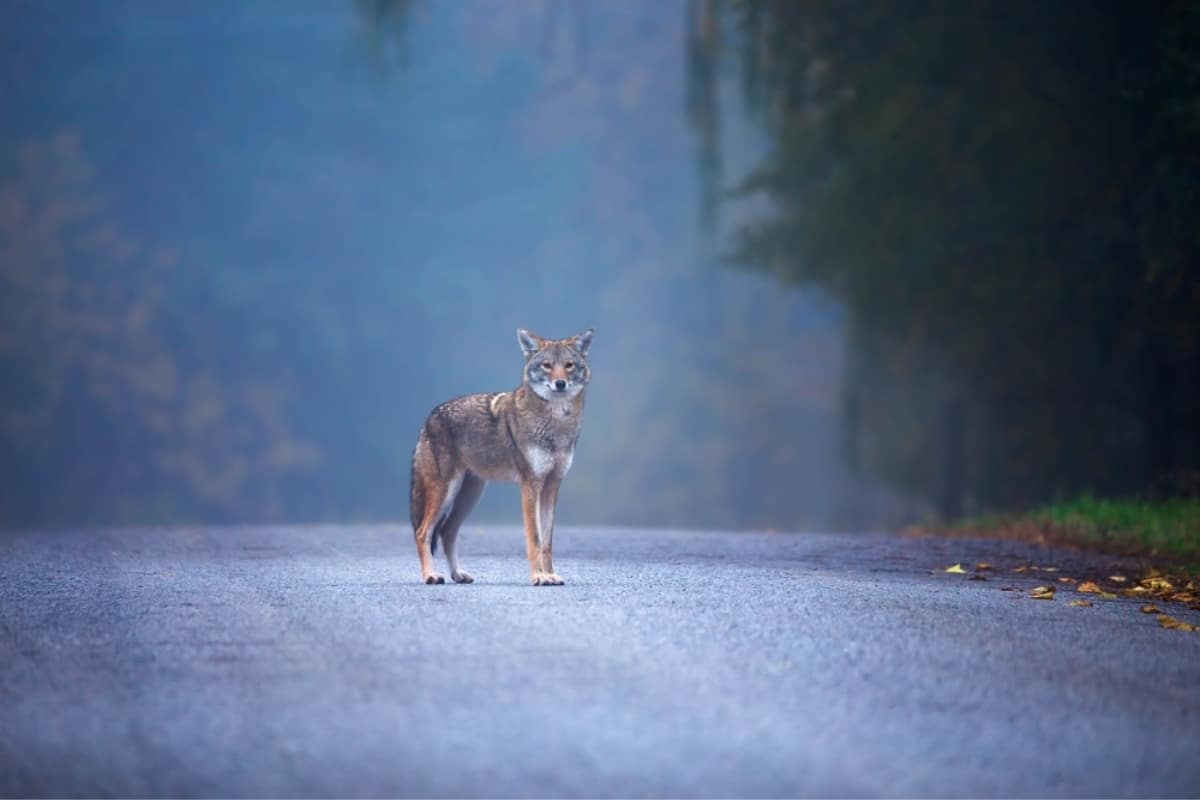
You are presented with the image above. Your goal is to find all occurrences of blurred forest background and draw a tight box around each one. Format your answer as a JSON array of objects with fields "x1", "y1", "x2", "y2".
[{"x1": 1, "y1": 0, "x2": 1196, "y2": 531}]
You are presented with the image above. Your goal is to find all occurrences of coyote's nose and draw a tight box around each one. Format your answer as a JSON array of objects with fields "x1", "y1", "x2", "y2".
[{"x1": 554, "y1": 379, "x2": 567, "y2": 391}]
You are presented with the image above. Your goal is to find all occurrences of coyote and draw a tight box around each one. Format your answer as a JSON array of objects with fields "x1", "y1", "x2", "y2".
[{"x1": 409, "y1": 328, "x2": 593, "y2": 585}]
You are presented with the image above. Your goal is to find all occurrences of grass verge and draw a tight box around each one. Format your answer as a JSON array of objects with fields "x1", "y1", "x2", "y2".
[{"x1": 951, "y1": 495, "x2": 1200, "y2": 571}]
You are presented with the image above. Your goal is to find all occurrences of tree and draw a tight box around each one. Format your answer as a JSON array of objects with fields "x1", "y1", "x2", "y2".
[
  {"x1": 692, "y1": 0, "x2": 1200, "y2": 517},
  {"x1": 0, "y1": 132, "x2": 318, "y2": 526}
]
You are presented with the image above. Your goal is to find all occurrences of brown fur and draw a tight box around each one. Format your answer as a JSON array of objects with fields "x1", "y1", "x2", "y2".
[{"x1": 409, "y1": 328, "x2": 592, "y2": 585}]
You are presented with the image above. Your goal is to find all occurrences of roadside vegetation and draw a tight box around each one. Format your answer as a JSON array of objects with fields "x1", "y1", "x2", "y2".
[
  {"x1": 935, "y1": 493, "x2": 1200, "y2": 632},
  {"x1": 953, "y1": 495, "x2": 1200, "y2": 570}
]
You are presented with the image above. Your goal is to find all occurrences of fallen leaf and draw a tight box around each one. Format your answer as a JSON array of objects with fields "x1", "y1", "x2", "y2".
[
  {"x1": 1170, "y1": 592, "x2": 1197, "y2": 604},
  {"x1": 944, "y1": 563, "x2": 967, "y2": 574},
  {"x1": 1099, "y1": 591, "x2": 1118, "y2": 600},
  {"x1": 1040, "y1": 566, "x2": 1060, "y2": 573},
  {"x1": 1077, "y1": 581, "x2": 1101, "y2": 593},
  {"x1": 1058, "y1": 576, "x2": 1075, "y2": 583},
  {"x1": 1030, "y1": 586, "x2": 1055, "y2": 600},
  {"x1": 1141, "y1": 577, "x2": 1174, "y2": 593},
  {"x1": 1068, "y1": 599, "x2": 1092, "y2": 607},
  {"x1": 976, "y1": 563, "x2": 994, "y2": 570},
  {"x1": 1156, "y1": 614, "x2": 1197, "y2": 632},
  {"x1": 1012, "y1": 565, "x2": 1028, "y2": 573},
  {"x1": 1140, "y1": 604, "x2": 1160, "y2": 614},
  {"x1": 1124, "y1": 585, "x2": 1149, "y2": 595},
  {"x1": 1109, "y1": 575, "x2": 1127, "y2": 583}
]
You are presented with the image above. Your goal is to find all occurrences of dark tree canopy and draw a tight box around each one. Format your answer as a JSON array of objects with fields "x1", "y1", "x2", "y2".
[{"x1": 691, "y1": 0, "x2": 1200, "y2": 516}]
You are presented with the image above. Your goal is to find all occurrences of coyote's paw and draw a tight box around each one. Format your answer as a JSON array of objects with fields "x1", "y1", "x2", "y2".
[
  {"x1": 423, "y1": 573, "x2": 446, "y2": 585},
  {"x1": 531, "y1": 572, "x2": 564, "y2": 586},
  {"x1": 451, "y1": 570, "x2": 474, "y2": 584}
]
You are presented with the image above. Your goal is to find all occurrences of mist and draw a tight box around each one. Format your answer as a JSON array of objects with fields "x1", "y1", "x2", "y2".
[
  {"x1": 7, "y1": 1, "x2": 1194, "y2": 534},
  {"x1": 1, "y1": 0, "x2": 876, "y2": 532}
]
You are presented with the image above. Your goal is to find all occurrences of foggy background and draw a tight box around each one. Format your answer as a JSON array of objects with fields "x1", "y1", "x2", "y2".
[
  {"x1": 0, "y1": 0, "x2": 871, "y2": 531},
  {"x1": 2, "y1": 1, "x2": 1196, "y2": 531}
]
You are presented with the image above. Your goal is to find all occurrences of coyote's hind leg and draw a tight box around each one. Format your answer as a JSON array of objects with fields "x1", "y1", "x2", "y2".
[
  {"x1": 414, "y1": 473, "x2": 462, "y2": 584},
  {"x1": 440, "y1": 472, "x2": 485, "y2": 583}
]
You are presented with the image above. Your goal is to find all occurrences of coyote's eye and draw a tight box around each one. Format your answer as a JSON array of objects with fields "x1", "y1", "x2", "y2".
[
  {"x1": 541, "y1": 362, "x2": 552, "y2": 371},
  {"x1": 565, "y1": 362, "x2": 575, "y2": 370}
]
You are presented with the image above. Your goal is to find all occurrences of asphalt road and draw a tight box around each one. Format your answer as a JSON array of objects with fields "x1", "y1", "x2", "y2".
[{"x1": 2, "y1": 525, "x2": 1198, "y2": 798}]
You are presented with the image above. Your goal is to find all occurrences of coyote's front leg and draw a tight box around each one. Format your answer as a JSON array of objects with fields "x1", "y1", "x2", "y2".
[
  {"x1": 521, "y1": 479, "x2": 563, "y2": 586},
  {"x1": 539, "y1": 478, "x2": 562, "y2": 584}
]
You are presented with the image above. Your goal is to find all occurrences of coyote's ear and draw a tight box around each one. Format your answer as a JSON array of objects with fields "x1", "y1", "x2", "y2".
[
  {"x1": 517, "y1": 328, "x2": 543, "y2": 358},
  {"x1": 573, "y1": 328, "x2": 594, "y2": 355}
]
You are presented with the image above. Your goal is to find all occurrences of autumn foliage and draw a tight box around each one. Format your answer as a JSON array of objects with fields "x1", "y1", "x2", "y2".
[{"x1": 0, "y1": 133, "x2": 318, "y2": 526}]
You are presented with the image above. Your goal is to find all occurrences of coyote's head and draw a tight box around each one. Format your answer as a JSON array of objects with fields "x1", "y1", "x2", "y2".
[{"x1": 517, "y1": 328, "x2": 593, "y2": 401}]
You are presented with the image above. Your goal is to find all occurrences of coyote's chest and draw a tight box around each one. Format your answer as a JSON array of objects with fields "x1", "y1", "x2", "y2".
[
  {"x1": 524, "y1": 443, "x2": 574, "y2": 479},
  {"x1": 523, "y1": 403, "x2": 580, "y2": 478}
]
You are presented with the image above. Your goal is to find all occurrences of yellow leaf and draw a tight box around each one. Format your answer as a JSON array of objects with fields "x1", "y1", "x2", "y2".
[
  {"x1": 1068, "y1": 599, "x2": 1092, "y2": 608},
  {"x1": 944, "y1": 563, "x2": 966, "y2": 574},
  {"x1": 1141, "y1": 577, "x2": 1174, "y2": 593},
  {"x1": 1030, "y1": 586, "x2": 1055, "y2": 600},
  {"x1": 1077, "y1": 581, "x2": 1101, "y2": 593},
  {"x1": 1140, "y1": 604, "x2": 1160, "y2": 614},
  {"x1": 1109, "y1": 575, "x2": 1127, "y2": 583},
  {"x1": 1156, "y1": 614, "x2": 1197, "y2": 632},
  {"x1": 1099, "y1": 591, "x2": 1118, "y2": 600},
  {"x1": 1170, "y1": 592, "x2": 1197, "y2": 604}
]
